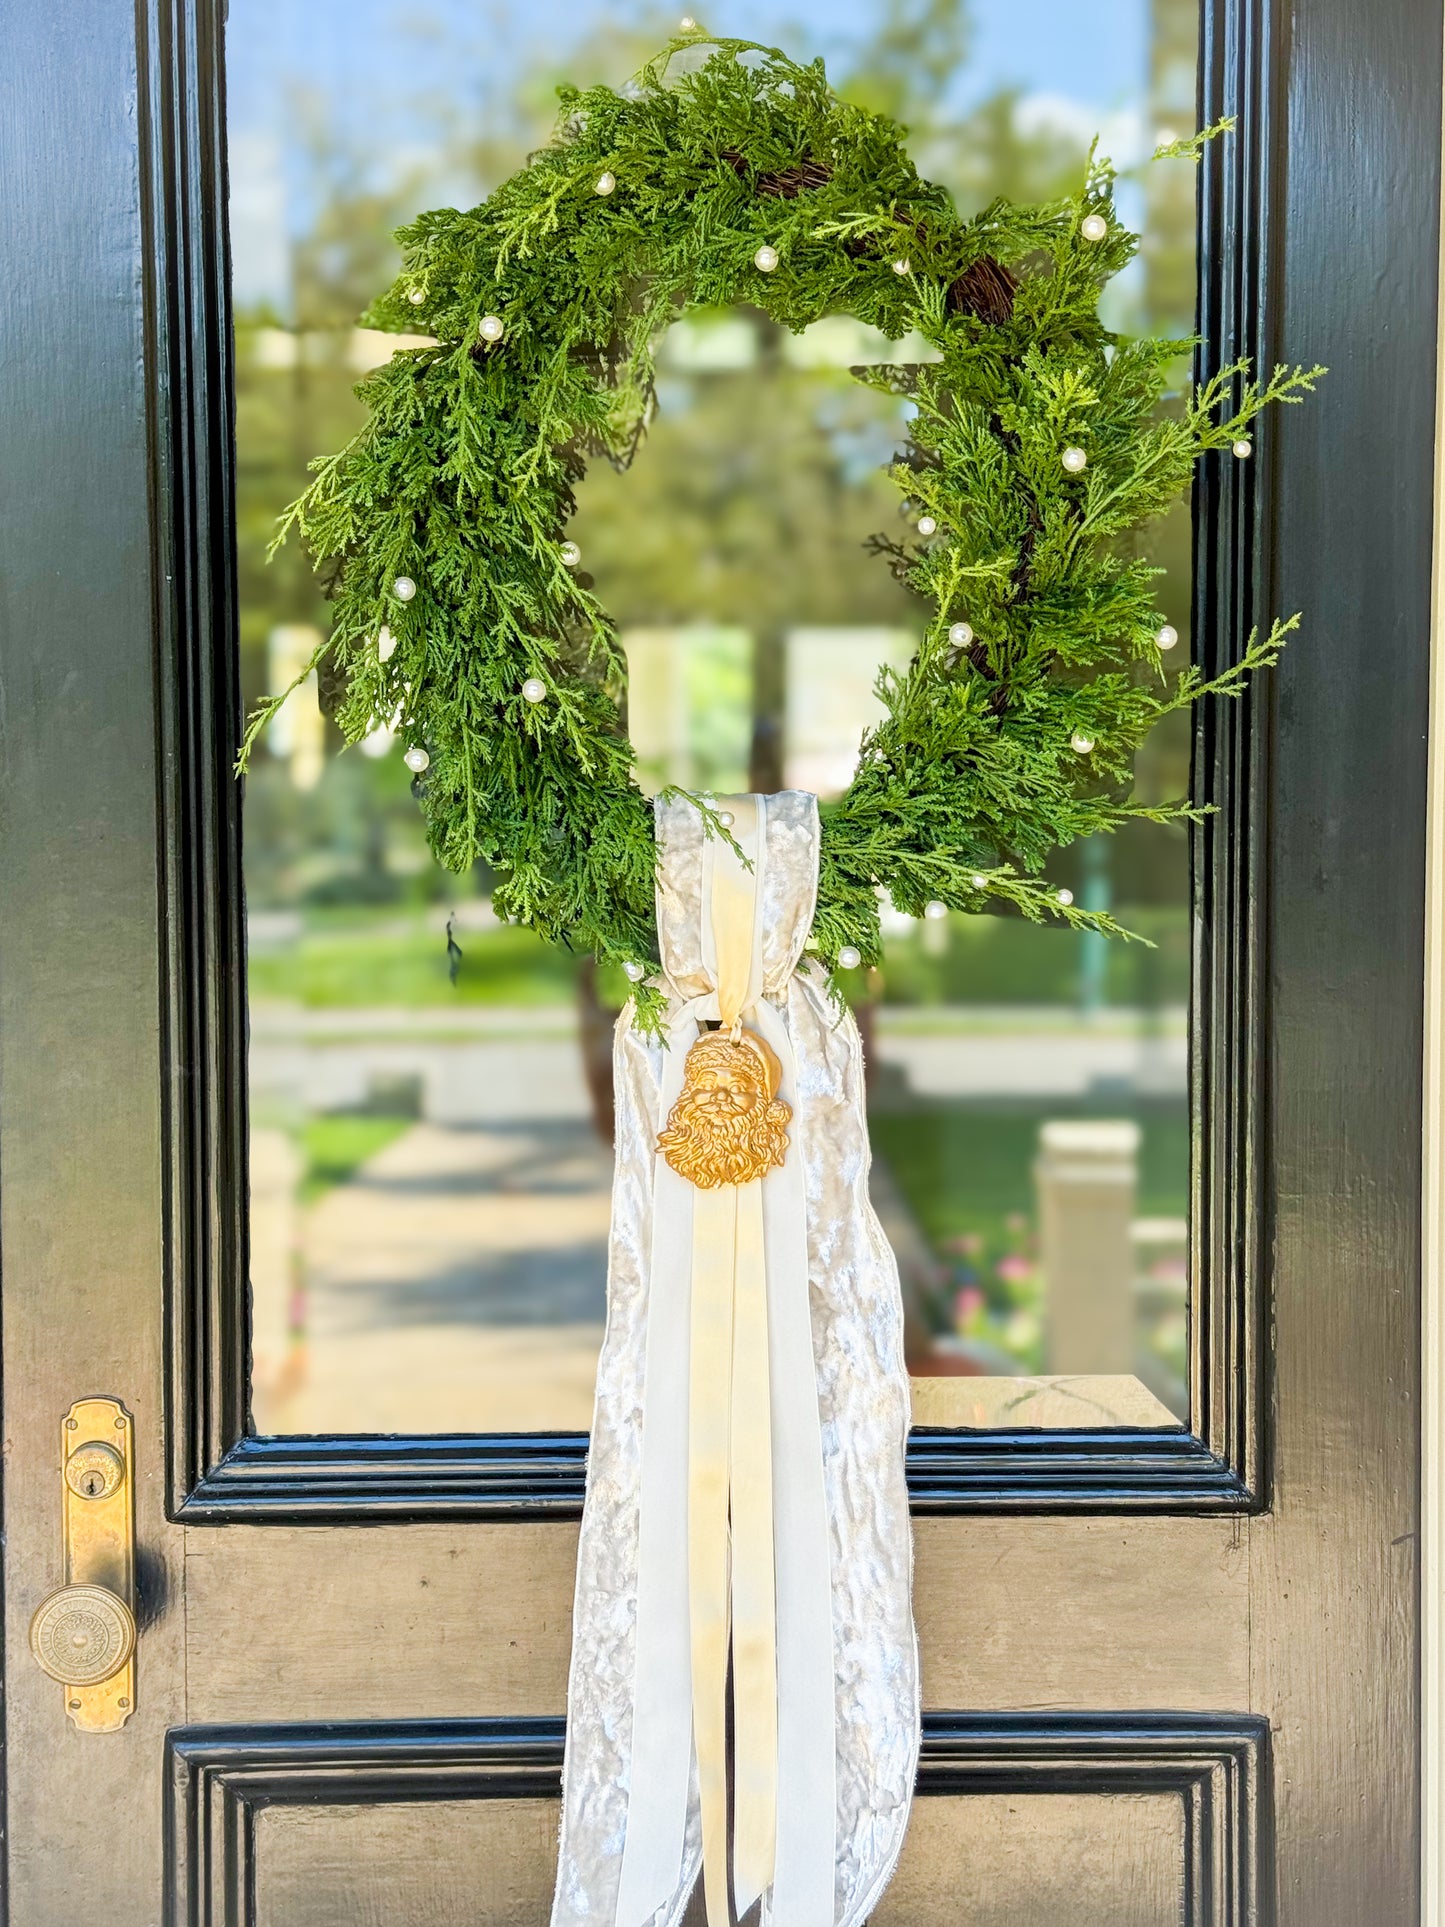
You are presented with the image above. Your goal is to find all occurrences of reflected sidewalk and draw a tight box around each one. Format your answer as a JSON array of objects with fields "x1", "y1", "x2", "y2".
[{"x1": 251, "y1": 1119, "x2": 611, "y2": 1436}]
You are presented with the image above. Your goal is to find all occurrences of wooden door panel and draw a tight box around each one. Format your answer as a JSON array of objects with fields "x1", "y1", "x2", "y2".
[
  {"x1": 255, "y1": 1803, "x2": 559, "y2": 1927},
  {"x1": 168, "y1": 1716, "x2": 1266, "y2": 1925},
  {"x1": 180, "y1": 1518, "x2": 1247, "y2": 1722},
  {"x1": 914, "y1": 1518, "x2": 1250, "y2": 1707},
  {"x1": 877, "y1": 1794, "x2": 1183, "y2": 1927},
  {"x1": 181, "y1": 1526, "x2": 577, "y2": 1721},
  {"x1": 253, "y1": 1797, "x2": 1184, "y2": 1927}
]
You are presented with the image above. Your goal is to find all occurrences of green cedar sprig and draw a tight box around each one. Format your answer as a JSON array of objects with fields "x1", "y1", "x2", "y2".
[{"x1": 241, "y1": 33, "x2": 1322, "y2": 1026}]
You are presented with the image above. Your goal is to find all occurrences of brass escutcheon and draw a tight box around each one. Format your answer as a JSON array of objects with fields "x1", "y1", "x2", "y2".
[{"x1": 29, "y1": 1398, "x2": 136, "y2": 1731}]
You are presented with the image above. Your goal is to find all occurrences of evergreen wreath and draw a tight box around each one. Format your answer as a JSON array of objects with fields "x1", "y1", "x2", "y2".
[{"x1": 241, "y1": 30, "x2": 1322, "y2": 1030}]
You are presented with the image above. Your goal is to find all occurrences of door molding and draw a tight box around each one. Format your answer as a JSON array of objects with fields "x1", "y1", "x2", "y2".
[
  {"x1": 149, "y1": 0, "x2": 1279, "y2": 1522},
  {"x1": 1422, "y1": 14, "x2": 1445, "y2": 1912},
  {"x1": 165, "y1": 1711, "x2": 1271, "y2": 1926}
]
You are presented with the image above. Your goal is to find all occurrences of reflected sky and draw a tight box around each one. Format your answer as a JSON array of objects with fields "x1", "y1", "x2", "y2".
[{"x1": 228, "y1": 0, "x2": 1152, "y2": 309}]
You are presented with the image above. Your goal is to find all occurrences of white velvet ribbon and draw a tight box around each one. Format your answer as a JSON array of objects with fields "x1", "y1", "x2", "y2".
[{"x1": 615, "y1": 795, "x2": 837, "y2": 1927}]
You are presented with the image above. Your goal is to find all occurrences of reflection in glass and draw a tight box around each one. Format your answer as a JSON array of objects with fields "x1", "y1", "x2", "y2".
[{"x1": 232, "y1": 0, "x2": 1197, "y2": 1437}]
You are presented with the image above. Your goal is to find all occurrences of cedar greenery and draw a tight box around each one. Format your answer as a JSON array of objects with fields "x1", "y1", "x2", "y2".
[{"x1": 242, "y1": 31, "x2": 1322, "y2": 1029}]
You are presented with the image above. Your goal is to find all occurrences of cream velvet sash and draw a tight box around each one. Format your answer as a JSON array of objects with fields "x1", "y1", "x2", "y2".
[{"x1": 552, "y1": 791, "x2": 919, "y2": 1927}]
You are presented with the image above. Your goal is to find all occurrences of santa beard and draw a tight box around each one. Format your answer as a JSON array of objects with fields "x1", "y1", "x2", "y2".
[{"x1": 657, "y1": 1083, "x2": 791, "y2": 1188}]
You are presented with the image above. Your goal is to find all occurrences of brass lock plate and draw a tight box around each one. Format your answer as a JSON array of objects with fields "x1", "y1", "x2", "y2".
[{"x1": 56, "y1": 1398, "x2": 135, "y2": 1731}]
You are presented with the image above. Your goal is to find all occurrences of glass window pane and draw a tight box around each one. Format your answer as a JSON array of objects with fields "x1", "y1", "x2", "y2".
[{"x1": 231, "y1": 0, "x2": 1197, "y2": 1437}]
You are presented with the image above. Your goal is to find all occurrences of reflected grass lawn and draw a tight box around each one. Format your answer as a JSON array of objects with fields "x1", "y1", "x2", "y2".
[
  {"x1": 299, "y1": 1113, "x2": 413, "y2": 1203},
  {"x1": 876, "y1": 905, "x2": 1189, "y2": 1008},
  {"x1": 870, "y1": 1100, "x2": 1189, "y2": 1254},
  {"x1": 248, "y1": 913, "x2": 580, "y2": 1007},
  {"x1": 248, "y1": 905, "x2": 1189, "y2": 1010}
]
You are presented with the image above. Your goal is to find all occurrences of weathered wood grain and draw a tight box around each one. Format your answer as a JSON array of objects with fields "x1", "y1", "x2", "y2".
[
  {"x1": 876, "y1": 1793, "x2": 1182, "y2": 1927},
  {"x1": 180, "y1": 1517, "x2": 1249, "y2": 1724},
  {"x1": 249, "y1": 1791, "x2": 1182, "y2": 1927},
  {"x1": 255, "y1": 1802, "x2": 558, "y2": 1927},
  {"x1": 182, "y1": 1525, "x2": 579, "y2": 1720},
  {"x1": 915, "y1": 1515, "x2": 1250, "y2": 1708}
]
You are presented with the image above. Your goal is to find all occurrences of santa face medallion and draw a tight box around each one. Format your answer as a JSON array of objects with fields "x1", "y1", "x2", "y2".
[{"x1": 658, "y1": 1027, "x2": 791, "y2": 1188}]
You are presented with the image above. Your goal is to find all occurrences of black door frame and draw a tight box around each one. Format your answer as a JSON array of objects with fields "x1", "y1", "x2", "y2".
[{"x1": 153, "y1": 0, "x2": 1279, "y2": 1524}]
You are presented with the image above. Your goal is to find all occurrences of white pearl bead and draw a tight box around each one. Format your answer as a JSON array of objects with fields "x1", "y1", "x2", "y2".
[
  {"x1": 1080, "y1": 212, "x2": 1108, "y2": 242},
  {"x1": 1061, "y1": 446, "x2": 1088, "y2": 474},
  {"x1": 595, "y1": 172, "x2": 616, "y2": 196},
  {"x1": 948, "y1": 621, "x2": 974, "y2": 647},
  {"x1": 1056, "y1": 888, "x2": 1074, "y2": 907},
  {"x1": 560, "y1": 541, "x2": 582, "y2": 567},
  {"x1": 892, "y1": 258, "x2": 911, "y2": 275},
  {"x1": 754, "y1": 245, "x2": 779, "y2": 273},
  {"x1": 1156, "y1": 623, "x2": 1179, "y2": 651},
  {"x1": 393, "y1": 576, "x2": 416, "y2": 601},
  {"x1": 522, "y1": 677, "x2": 548, "y2": 704},
  {"x1": 916, "y1": 515, "x2": 937, "y2": 536},
  {"x1": 971, "y1": 874, "x2": 987, "y2": 890},
  {"x1": 715, "y1": 810, "x2": 734, "y2": 828},
  {"x1": 924, "y1": 899, "x2": 948, "y2": 921},
  {"x1": 404, "y1": 745, "x2": 429, "y2": 772},
  {"x1": 377, "y1": 624, "x2": 396, "y2": 661},
  {"x1": 408, "y1": 287, "x2": 426, "y2": 304},
  {"x1": 478, "y1": 314, "x2": 505, "y2": 343},
  {"x1": 836, "y1": 945, "x2": 862, "y2": 970},
  {"x1": 1232, "y1": 437, "x2": 1253, "y2": 459},
  {"x1": 623, "y1": 960, "x2": 647, "y2": 982},
  {"x1": 1071, "y1": 731, "x2": 1095, "y2": 754},
  {"x1": 679, "y1": 13, "x2": 697, "y2": 26}
]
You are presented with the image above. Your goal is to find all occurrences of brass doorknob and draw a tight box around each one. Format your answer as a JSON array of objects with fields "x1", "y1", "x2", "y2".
[{"x1": 28, "y1": 1584, "x2": 136, "y2": 1687}]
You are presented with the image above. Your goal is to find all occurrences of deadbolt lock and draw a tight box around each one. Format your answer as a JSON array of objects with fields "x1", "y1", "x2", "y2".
[
  {"x1": 28, "y1": 1398, "x2": 137, "y2": 1731},
  {"x1": 65, "y1": 1440, "x2": 125, "y2": 1501}
]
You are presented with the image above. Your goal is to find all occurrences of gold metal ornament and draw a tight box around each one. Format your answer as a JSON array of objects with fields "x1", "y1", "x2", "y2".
[{"x1": 658, "y1": 1027, "x2": 791, "y2": 1188}]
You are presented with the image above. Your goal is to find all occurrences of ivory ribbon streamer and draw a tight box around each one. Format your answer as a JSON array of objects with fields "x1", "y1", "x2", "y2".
[
  {"x1": 553, "y1": 789, "x2": 918, "y2": 1927},
  {"x1": 687, "y1": 798, "x2": 777, "y2": 1924},
  {"x1": 616, "y1": 796, "x2": 832, "y2": 1927}
]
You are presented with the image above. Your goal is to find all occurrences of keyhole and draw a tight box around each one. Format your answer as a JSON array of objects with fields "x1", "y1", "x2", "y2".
[{"x1": 64, "y1": 1438, "x2": 124, "y2": 1501}]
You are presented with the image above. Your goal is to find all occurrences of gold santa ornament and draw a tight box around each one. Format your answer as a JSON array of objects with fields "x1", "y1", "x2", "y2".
[{"x1": 657, "y1": 1026, "x2": 791, "y2": 1188}]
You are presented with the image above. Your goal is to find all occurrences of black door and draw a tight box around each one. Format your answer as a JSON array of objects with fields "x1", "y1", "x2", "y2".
[{"x1": 0, "y1": 0, "x2": 1433, "y2": 1921}]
